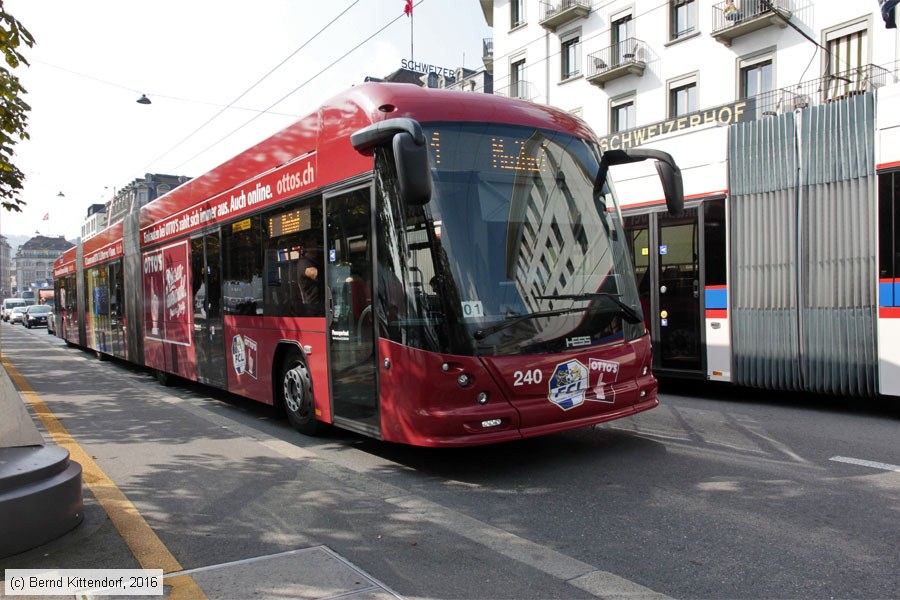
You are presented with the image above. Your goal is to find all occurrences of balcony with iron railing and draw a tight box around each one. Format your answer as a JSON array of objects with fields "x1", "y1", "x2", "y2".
[
  {"x1": 602, "y1": 64, "x2": 895, "y2": 152},
  {"x1": 749, "y1": 64, "x2": 892, "y2": 117},
  {"x1": 538, "y1": 0, "x2": 591, "y2": 31},
  {"x1": 483, "y1": 37, "x2": 494, "y2": 73},
  {"x1": 585, "y1": 38, "x2": 648, "y2": 89},
  {"x1": 711, "y1": 0, "x2": 793, "y2": 46}
]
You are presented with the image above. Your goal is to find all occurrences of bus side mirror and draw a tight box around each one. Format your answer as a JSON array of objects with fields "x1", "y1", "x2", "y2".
[
  {"x1": 393, "y1": 131, "x2": 432, "y2": 206},
  {"x1": 597, "y1": 148, "x2": 684, "y2": 217},
  {"x1": 351, "y1": 118, "x2": 432, "y2": 206}
]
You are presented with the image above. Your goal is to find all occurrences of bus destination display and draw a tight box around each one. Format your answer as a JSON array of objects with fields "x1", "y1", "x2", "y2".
[
  {"x1": 268, "y1": 206, "x2": 311, "y2": 238},
  {"x1": 428, "y1": 130, "x2": 551, "y2": 174}
]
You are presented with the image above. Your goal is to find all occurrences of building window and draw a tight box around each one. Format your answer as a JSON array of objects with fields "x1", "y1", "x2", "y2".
[
  {"x1": 824, "y1": 18, "x2": 869, "y2": 99},
  {"x1": 740, "y1": 58, "x2": 772, "y2": 99},
  {"x1": 612, "y1": 14, "x2": 634, "y2": 67},
  {"x1": 669, "y1": 77, "x2": 698, "y2": 117},
  {"x1": 670, "y1": 0, "x2": 697, "y2": 40},
  {"x1": 511, "y1": 0, "x2": 525, "y2": 28},
  {"x1": 611, "y1": 96, "x2": 635, "y2": 133},
  {"x1": 740, "y1": 57, "x2": 773, "y2": 118},
  {"x1": 825, "y1": 19, "x2": 869, "y2": 75},
  {"x1": 511, "y1": 58, "x2": 526, "y2": 99},
  {"x1": 561, "y1": 34, "x2": 580, "y2": 80},
  {"x1": 827, "y1": 29, "x2": 866, "y2": 70}
]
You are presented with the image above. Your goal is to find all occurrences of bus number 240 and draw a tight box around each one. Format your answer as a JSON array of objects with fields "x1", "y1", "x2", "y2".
[{"x1": 513, "y1": 369, "x2": 543, "y2": 386}]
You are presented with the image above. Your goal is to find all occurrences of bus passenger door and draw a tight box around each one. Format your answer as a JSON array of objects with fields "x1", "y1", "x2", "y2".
[
  {"x1": 325, "y1": 186, "x2": 379, "y2": 436},
  {"x1": 191, "y1": 231, "x2": 226, "y2": 388},
  {"x1": 657, "y1": 208, "x2": 702, "y2": 372},
  {"x1": 625, "y1": 208, "x2": 703, "y2": 376}
]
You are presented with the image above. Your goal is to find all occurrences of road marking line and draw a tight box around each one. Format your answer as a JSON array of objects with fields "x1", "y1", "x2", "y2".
[
  {"x1": 2, "y1": 355, "x2": 206, "y2": 600},
  {"x1": 830, "y1": 456, "x2": 900, "y2": 473},
  {"x1": 386, "y1": 495, "x2": 670, "y2": 599}
]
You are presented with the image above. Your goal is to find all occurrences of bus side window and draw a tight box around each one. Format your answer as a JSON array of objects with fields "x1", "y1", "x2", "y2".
[
  {"x1": 262, "y1": 198, "x2": 323, "y2": 317},
  {"x1": 223, "y1": 215, "x2": 264, "y2": 316}
]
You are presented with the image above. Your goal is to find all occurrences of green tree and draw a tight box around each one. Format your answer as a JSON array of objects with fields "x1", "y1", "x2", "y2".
[{"x1": 0, "y1": 1, "x2": 34, "y2": 212}]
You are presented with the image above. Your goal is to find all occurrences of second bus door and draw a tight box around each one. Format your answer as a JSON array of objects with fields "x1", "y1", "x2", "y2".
[
  {"x1": 191, "y1": 231, "x2": 226, "y2": 388},
  {"x1": 325, "y1": 186, "x2": 379, "y2": 436}
]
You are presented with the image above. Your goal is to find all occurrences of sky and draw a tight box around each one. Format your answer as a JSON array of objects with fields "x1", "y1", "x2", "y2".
[{"x1": 0, "y1": 0, "x2": 491, "y2": 241}]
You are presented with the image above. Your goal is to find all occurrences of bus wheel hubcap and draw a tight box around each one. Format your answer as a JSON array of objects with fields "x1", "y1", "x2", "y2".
[{"x1": 284, "y1": 366, "x2": 307, "y2": 415}]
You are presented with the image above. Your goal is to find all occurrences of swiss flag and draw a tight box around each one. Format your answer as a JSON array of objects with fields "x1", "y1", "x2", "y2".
[{"x1": 404, "y1": 0, "x2": 412, "y2": 17}]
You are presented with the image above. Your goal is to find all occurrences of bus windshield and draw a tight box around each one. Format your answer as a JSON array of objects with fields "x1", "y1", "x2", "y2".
[{"x1": 376, "y1": 122, "x2": 644, "y2": 357}]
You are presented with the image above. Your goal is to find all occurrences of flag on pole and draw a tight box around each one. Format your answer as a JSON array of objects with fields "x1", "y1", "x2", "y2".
[
  {"x1": 404, "y1": 0, "x2": 412, "y2": 17},
  {"x1": 42, "y1": 213, "x2": 49, "y2": 220}
]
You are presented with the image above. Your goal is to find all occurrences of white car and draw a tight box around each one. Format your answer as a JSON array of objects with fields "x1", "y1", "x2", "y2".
[{"x1": 9, "y1": 306, "x2": 27, "y2": 325}]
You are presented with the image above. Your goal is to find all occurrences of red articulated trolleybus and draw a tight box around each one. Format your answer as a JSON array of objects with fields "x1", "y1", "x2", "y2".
[{"x1": 53, "y1": 83, "x2": 683, "y2": 447}]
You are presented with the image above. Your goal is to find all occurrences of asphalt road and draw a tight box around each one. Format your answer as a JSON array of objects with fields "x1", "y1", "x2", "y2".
[{"x1": 2, "y1": 321, "x2": 899, "y2": 599}]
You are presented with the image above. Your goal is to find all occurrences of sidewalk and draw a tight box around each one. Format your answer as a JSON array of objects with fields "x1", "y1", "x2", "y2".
[
  {"x1": 0, "y1": 353, "x2": 83, "y2": 560},
  {"x1": 0, "y1": 333, "x2": 402, "y2": 600}
]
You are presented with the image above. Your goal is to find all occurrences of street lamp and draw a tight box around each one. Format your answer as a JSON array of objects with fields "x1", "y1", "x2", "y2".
[{"x1": 136, "y1": 94, "x2": 152, "y2": 105}]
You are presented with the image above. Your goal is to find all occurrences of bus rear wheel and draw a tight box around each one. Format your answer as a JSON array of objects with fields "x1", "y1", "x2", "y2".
[{"x1": 281, "y1": 353, "x2": 319, "y2": 436}]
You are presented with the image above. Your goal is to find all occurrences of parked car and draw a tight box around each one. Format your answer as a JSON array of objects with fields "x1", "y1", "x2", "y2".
[
  {"x1": 9, "y1": 306, "x2": 27, "y2": 325},
  {"x1": 24, "y1": 305, "x2": 51, "y2": 328},
  {"x1": 47, "y1": 309, "x2": 56, "y2": 335},
  {"x1": 2, "y1": 298, "x2": 27, "y2": 322}
]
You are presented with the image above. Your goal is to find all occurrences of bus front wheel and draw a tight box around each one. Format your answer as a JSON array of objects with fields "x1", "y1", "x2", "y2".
[{"x1": 281, "y1": 353, "x2": 319, "y2": 436}]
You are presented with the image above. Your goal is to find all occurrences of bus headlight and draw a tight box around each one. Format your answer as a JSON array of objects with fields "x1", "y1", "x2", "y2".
[
  {"x1": 457, "y1": 373, "x2": 471, "y2": 387},
  {"x1": 476, "y1": 391, "x2": 489, "y2": 405}
]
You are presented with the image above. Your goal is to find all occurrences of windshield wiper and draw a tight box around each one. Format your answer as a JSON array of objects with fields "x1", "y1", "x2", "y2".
[
  {"x1": 473, "y1": 306, "x2": 589, "y2": 341},
  {"x1": 536, "y1": 293, "x2": 643, "y2": 324}
]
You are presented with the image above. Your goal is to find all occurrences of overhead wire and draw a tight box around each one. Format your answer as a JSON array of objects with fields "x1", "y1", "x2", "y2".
[
  {"x1": 137, "y1": 0, "x2": 362, "y2": 176},
  {"x1": 32, "y1": 59, "x2": 299, "y2": 117},
  {"x1": 167, "y1": 0, "x2": 426, "y2": 173}
]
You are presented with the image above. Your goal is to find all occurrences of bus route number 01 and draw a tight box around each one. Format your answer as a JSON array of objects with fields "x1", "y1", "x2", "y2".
[{"x1": 461, "y1": 301, "x2": 484, "y2": 318}]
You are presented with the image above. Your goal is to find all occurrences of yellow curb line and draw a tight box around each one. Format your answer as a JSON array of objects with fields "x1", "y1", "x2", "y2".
[{"x1": 2, "y1": 355, "x2": 207, "y2": 600}]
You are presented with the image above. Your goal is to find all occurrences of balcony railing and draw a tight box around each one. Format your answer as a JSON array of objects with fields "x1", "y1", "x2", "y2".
[
  {"x1": 482, "y1": 37, "x2": 494, "y2": 73},
  {"x1": 711, "y1": 0, "x2": 793, "y2": 45},
  {"x1": 494, "y1": 80, "x2": 540, "y2": 101},
  {"x1": 538, "y1": 0, "x2": 591, "y2": 31},
  {"x1": 751, "y1": 64, "x2": 892, "y2": 117},
  {"x1": 594, "y1": 64, "x2": 897, "y2": 153},
  {"x1": 483, "y1": 38, "x2": 493, "y2": 59},
  {"x1": 585, "y1": 38, "x2": 648, "y2": 88}
]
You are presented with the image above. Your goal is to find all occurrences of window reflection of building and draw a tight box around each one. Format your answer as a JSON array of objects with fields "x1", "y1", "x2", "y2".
[{"x1": 508, "y1": 136, "x2": 617, "y2": 340}]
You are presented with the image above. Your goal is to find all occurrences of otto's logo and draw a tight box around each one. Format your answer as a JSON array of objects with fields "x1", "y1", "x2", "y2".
[
  {"x1": 589, "y1": 358, "x2": 620, "y2": 403},
  {"x1": 548, "y1": 359, "x2": 588, "y2": 410}
]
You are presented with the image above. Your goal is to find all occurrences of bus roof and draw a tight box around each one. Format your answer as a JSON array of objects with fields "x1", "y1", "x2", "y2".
[
  {"x1": 54, "y1": 246, "x2": 78, "y2": 277},
  {"x1": 140, "y1": 83, "x2": 597, "y2": 235}
]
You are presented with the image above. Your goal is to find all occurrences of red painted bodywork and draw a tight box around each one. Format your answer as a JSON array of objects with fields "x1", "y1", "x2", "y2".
[
  {"x1": 378, "y1": 336, "x2": 657, "y2": 447},
  {"x1": 53, "y1": 247, "x2": 79, "y2": 342},
  {"x1": 54, "y1": 84, "x2": 658, "y2": 447}
]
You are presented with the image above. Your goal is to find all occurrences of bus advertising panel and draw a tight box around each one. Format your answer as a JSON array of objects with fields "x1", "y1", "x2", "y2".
[{"x1": 143, "y1": 241, "x2": 191, "y2": 346}]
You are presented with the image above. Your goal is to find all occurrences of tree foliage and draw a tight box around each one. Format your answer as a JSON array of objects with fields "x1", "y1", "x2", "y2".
[{"x1": 0, "y1": 1, "x2": 35, "y2": 212}]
